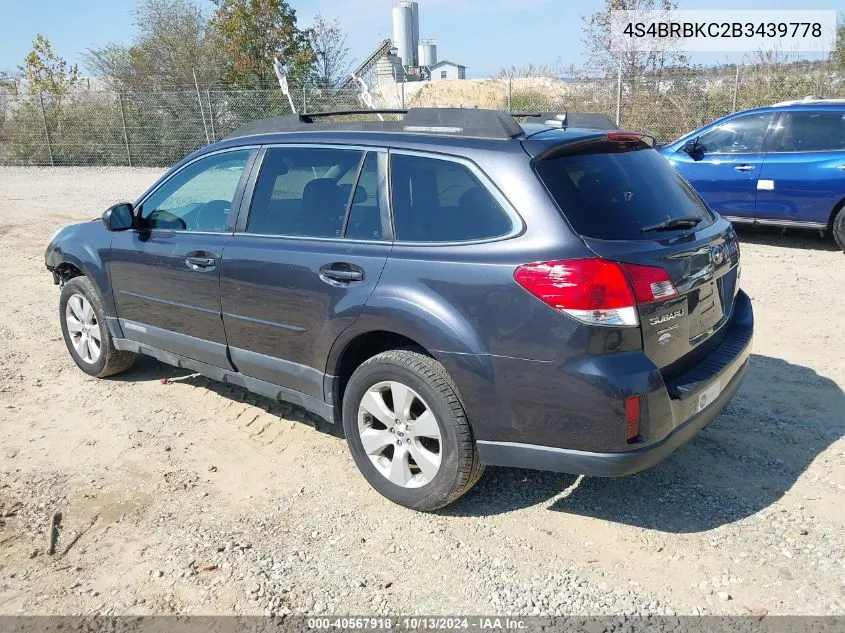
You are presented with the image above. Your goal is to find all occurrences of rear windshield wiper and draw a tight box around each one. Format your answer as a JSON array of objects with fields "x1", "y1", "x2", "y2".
[{"x1": 641, "y1": 216, "x2": 703, "y2": 233}]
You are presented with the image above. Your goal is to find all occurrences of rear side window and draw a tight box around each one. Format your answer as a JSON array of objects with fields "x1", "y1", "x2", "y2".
[
  {"x1": 535, "y1": 148, "x2": 713, "y2": 241},
  {"x1": 775, "y1": 111, "x2": 845, "y2": 152},
  {"x1": 248, "y1": 147, "x2": 365, "y2": 238},
  {"x1": 390, "y1": 154, "x2": 514, "y2": 242}
]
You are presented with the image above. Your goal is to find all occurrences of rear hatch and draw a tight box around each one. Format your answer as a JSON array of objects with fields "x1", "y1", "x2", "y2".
[{"x1": 526, "y1": 131, "x2": 741, "y2": 374}]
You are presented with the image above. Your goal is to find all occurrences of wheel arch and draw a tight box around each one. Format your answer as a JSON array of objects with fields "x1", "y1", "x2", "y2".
[
  {"x1": 326, "y1": 322, "x2": 494, "y2": 428},
  {"x1": 827, "y1": 195, "x2": 845, "y2": 229},
  {"x1": 47, "y1": 240, "x2": 116, "y2": 317}
]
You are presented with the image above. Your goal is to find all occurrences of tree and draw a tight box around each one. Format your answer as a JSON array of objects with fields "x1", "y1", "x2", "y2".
[
  {"x1": 210, "y1": 0, "x2": 314, "y2": 86},
  {"x1": 308, "y1": 14, "x2": 351, "y2": 89},
  {"x1": 85, "y1": 0, "x2": 220, "y2": 90},
  {"x1": 21, "y1": 35, "x2": 79, "y2": 95},
  {"x1": 834, "y1": 22, "x2": 845, "y2": 70}
]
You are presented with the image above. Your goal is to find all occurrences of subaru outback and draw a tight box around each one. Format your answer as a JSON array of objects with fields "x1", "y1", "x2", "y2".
[{"x1": 45, "y1": 108, "x2": 753, "y2": 511}]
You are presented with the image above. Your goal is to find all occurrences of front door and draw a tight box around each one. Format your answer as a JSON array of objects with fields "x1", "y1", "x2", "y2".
[
  {"x1": 755, "y1": 109, "x2": 845, "y2": 227},
  {"x1": 109, "y1": 148, "x2": 255, "y2": 368},
  {"x1": 219, "y1": 146, "x2": 391, "y2": 399},
  {"x1": 668, "y1": 112, "x2": 774, "y2": 222}
]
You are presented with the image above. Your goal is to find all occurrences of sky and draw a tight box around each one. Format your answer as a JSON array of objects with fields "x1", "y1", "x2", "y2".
[{"x1": 0, "y1": 0, "x2": 839, "y2": 78}]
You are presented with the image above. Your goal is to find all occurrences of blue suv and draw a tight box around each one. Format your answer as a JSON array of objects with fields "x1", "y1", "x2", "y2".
[
  {"x1": 45, "y1": 109, "x2": 753, "y2": 511},
  {"x1": 659, "y1": 99, "x2": 845, "y2": 250}
]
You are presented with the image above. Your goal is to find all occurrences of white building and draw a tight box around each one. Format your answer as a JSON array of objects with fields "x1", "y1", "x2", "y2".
[{"x1": 429, "y1": 61, "x2": 467, "y2": 82}]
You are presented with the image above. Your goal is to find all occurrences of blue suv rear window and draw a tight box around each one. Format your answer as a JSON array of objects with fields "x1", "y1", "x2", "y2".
[{"x1": 535, "y1": 148, "x2": 713, "y2": 240}]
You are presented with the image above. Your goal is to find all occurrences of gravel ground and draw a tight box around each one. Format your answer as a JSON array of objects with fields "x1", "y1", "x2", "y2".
[{"x1": 0, "y1": 167, "x2": 843, "y2": 617}]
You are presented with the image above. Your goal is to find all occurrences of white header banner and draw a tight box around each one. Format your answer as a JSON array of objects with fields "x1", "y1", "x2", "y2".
[{"x1": 609, "y1": 10, "x2": 837, "y2": 54}]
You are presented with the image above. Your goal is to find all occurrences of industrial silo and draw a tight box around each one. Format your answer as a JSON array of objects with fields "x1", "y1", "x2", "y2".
[
  {"x1": 418, "y1": 39, "x2": 437, "y2": 67},
  {"x1": 410, "y1": 2, "x2": 420, "y2": 66},
  {"x1": 392, "y1": 1, "x2": 415, "y2": 69}
]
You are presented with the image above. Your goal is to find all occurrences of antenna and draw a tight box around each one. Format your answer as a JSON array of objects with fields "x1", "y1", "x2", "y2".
[{"x1": 272, "y1": 57, "x2": 297, "y2": 114}]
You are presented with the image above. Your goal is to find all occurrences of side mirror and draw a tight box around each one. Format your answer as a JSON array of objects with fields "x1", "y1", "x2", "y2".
[
  {"x1": 102, "y1": 203, "x2": 134, "y2": 231},
  {"x1": 682, "y1": 138, "x2": 702, "y2": 158}
]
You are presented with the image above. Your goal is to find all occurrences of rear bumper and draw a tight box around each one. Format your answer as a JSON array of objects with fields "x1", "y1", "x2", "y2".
[
  {"x1": 477, "y1": 356, "x2": 748, "y2": 476},
  {"x1": 473, "y1": 290, "x2": 753, "y2": 476}
]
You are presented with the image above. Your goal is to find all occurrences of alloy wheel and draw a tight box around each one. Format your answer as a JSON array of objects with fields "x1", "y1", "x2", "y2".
[
  {"x1": 65, "y1": 293, "x2": 102, "y2": 364},
  {"x1": 357, "y1": 381, "x2": 442, "y2": 488}
]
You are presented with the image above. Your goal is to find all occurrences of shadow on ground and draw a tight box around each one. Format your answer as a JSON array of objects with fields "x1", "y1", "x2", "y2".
[
  {"x1": 114, "y1": 353, "x2": 843, "y2": 532},
  {"x1": 734, "y1": 224, "x2": 840, "y2": 252},
  {"x1": 446, "y1": 354, "x2": 844, "y2": 531},
  {"x1": 111, "y1": 355, "x2": 344, "y2": 439}
]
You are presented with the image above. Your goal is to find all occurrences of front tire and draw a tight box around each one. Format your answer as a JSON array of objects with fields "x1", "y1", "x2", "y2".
[
  {"x1": 832, "y1": 206, "x2": 845, "y2": 252},
  {"x1": 342, "y1": 349, "x2": 484, "y2": 512},
  {"x1": 59, "y1": 276, "x2": 136, "y2": 378}
]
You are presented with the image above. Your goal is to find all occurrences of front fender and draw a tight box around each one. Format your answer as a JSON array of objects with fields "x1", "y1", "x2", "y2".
[{"x1": 45, "y1": 221, "x2": 117, "y2": 317}]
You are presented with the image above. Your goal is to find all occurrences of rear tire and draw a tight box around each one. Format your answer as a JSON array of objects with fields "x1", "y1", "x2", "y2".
[
  {"x1": 832, "y1": 206, "x2": 845, "y2": 252},
  {"x1": 342, "y1": 349, "x2": 483, "y2": 512},
  {"x1": 59, "y1": 276, "x2": 136, "y2": 378}
]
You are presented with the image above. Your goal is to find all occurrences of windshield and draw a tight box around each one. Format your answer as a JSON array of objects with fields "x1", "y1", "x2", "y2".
[{"x1": 535, "y1": 148, "x2": 714, "y2": 240}]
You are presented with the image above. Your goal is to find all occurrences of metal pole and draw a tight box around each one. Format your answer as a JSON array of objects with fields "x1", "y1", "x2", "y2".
[
  {"x1": 38, "y1": 92, "x2": 54, "y2": 167},
  {"x1": 193, "y1": 69, "x2": 210, "y2": 144},
  {"x1": 118, "y1": 92, "x2": 132, "y2": 166},
  {"x1": 615, "y1": 56, "x2": 623, "y2": 126},
  {"x1": 401, "y1": 81, "x2": 405, "y2": 109},
  {"x1": 507, "y1": 76, "x2": 512, "y2": 113},
  {"x1": 206, "y1": 88, "x2": 216, "y2": 142},
  {"x1": 731, "y1": 64, "x2": 740, "y2": 112},
  {"x1": 302, "y1": 84, "x2": 307, "y2": 113}
]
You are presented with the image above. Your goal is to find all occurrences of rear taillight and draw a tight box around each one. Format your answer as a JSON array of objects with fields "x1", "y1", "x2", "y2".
[
  {"x1": 619, "y1": 262, "x2": 678, "y2": 303},
  {"x1": 607, "y1": 130, "x2": 655, "y2": 147},
  {"x1": 513, "y1": 258, "x2": 677, "y2": 327}
]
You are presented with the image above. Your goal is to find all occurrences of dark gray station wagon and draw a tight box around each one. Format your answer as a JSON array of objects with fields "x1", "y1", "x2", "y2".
[{"x1": 45, "y1": 108, "x2": 753, "y2": 511}]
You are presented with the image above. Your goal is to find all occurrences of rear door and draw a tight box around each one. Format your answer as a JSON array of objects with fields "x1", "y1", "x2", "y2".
[
  {"x1": 219, "y1": 145, "x2": 391, "y2": 399},
  {"x1": 110, "y1": 148, "x2": 254, "y2": 368},
  {"x1": 666, "y1": 112, "x2": 774, "y2": 222},
  {"x1": 533, "y1": 137, "x2": 741, "y2": 371},
  {"x1": 755, "y1": 109, "x2": 845, "y2": 227}
]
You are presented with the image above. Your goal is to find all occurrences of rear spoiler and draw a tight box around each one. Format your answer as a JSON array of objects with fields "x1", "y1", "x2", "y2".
[{"x1": 524, "y1": 130, "x2": 656, "y2": 161}]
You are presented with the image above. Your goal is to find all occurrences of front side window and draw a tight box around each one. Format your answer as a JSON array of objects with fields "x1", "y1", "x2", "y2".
[
  {"x1": 696, "y1": 113, "x2": 773, "y2": 154},
  {"x1": 390, "y1": 154, "x2": 514, "y2": 242},
  {"x1": 139, "y1": 150, "x2": 251, "y2": 232},
  {"x1": 774, "y1": 111, "x2": 845, "y2": 152},
  {"x1": 248, "y1": 147, "x2": 376, "y2": 239}
]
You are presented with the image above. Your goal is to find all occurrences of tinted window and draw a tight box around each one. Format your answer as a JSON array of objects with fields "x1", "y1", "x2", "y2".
[
  {"x1": 696, "y1": 113, "x2": 773, "y2": 154},
  {"x1": 535, "y1": 148, "x2": 713, "y2": 241},
  {"x1": 775, "y1": 111, "x2": 845, "y2": 152},
  {"x1": 345, "y1": 153, "x2": 385, "y2": 240},
  {"x1": 140, "y1": 150, "x2": 250, "y2": 232},
  {"x1": 248, "y1": 148, "x2": 365, "y2": 238},
  {"x1": 390, "y1": 154, "x2": 513, "y2": 242}
]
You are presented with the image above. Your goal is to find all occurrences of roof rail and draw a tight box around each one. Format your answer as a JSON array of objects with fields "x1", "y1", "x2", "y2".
[{"x1": 226, "y1": 107, "x2": 527, "y2": 140}]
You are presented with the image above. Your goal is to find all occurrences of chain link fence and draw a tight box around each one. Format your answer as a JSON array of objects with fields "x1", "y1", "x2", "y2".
[{"x1": 1, "y1": 62, "x2": 842, "y2": 167}]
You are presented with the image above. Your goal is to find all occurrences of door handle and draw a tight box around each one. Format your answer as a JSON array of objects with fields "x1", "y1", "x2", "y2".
[
  {"x1": 734, "y1": 164, "x2": 756, "y2": 172},
  {"x1": 185, "y1": 255, "x2": 216, "y2": 270},
  {"x1": 319, "y1": 263, "x2": 364, "y2": 284},
  {"x1": 836, "y1": 164, "x2": 845, "y2": 171}
]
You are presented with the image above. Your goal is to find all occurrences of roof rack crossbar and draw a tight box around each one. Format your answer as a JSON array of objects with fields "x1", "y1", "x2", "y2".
[{"x1": 227, "y1": 107, "x2": 529, "y2": 140}]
